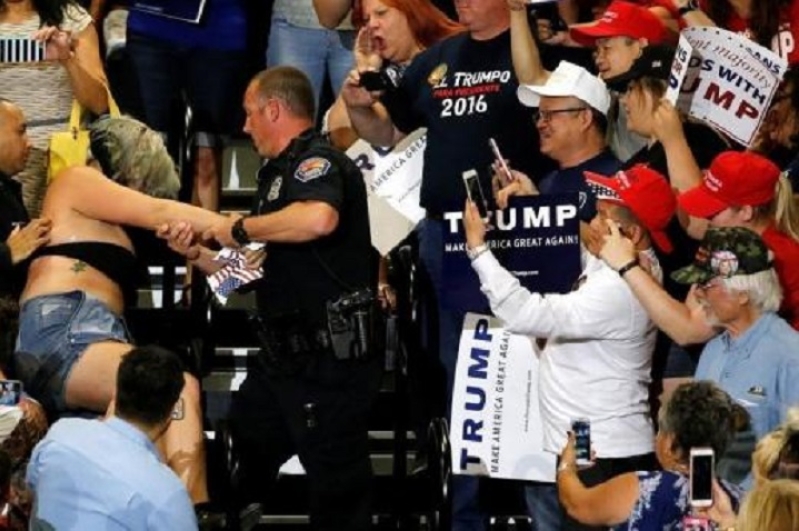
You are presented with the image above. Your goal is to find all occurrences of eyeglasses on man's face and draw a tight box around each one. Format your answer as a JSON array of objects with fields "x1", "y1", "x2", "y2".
[{"x1": 533, "y1": 107, "x2": 588, "y2": 124}]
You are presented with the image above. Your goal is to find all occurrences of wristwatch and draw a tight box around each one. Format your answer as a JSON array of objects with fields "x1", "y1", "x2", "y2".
[
  {"x1": 231, "y1": 217, "x2": 251, "y2": 246},
  {"x1": 466, "y1": 243, "x2": 489, "y2": 261},
  {"x1": 678, "y1": 0, "x2": 700, "y2": 16},
  {"x1": 617, "y1": 258, "x2": 641, "y2": 278}
]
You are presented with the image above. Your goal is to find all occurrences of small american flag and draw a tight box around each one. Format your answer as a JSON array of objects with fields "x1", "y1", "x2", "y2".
[{"x1": 207, "y1": 247, "x2": 264, "y2": 305}]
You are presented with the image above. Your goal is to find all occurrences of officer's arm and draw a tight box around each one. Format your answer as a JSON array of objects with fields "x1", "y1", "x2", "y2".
[{"x1": 243, "y1": 201, "x2": 339, "y2": 243}]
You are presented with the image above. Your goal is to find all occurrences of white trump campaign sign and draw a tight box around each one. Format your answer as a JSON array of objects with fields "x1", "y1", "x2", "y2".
[
  {"x1": 347, "y1": 129, "x2": 427, "y2": 256},
  {"x1": 668, "y1": 27, "x2": 787, "y2": 147},
  {"x1": 450, "y1": 313, "x2": 556, "y2": 482}
]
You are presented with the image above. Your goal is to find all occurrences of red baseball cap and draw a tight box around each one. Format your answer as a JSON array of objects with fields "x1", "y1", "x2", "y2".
[
  {"x1": 570, "y1": 1, "x2": 668, "y2": 47},
  {"x1": 677, "y1": 151, "x2": 781, "y2": 219},
  {"x1": 585, "y1": 164, "x2": 677, "y2": 253}
]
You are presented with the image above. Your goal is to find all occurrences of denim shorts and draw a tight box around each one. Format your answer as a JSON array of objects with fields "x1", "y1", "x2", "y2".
[{"x1": 14, "y1": 291, "x2": 130, "y2": 414}]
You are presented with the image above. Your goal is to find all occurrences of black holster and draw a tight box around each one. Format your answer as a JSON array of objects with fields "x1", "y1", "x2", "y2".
[{"x1": 326, "y1": 289, "x2": 383, "y2": 362}]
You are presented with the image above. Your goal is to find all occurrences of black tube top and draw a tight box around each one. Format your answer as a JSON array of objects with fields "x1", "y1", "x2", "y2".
[{"x1": 32, "y1": 242, "x2": 141, "y2": 305}]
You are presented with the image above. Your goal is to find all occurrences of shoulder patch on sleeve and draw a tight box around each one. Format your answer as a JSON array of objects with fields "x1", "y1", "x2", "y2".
[{"x1": 294, "y1": 157, "x2": 332, "y2": 182}]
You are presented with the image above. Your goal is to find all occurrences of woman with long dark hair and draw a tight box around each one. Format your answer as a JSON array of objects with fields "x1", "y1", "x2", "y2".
[{"x1": 0, "y1": 0, "x2": 110, "y2": 216}]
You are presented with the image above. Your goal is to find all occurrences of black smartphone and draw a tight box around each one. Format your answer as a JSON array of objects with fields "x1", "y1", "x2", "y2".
[
  {"x1": 0, "y1": 380, "x2": 22, "y2": 406},
  {"x1": 463, "y1": 169, "x2": 489, "y2": 220},
  {"x1": 359, "y1": 70, "x2": 389, "y2": 91},
  {"x1": 572, "y1": 418, "x2": 591, "y2": 466},
  {"x1": 689, "y1": 447, "x2": 714, "y2": 509}
]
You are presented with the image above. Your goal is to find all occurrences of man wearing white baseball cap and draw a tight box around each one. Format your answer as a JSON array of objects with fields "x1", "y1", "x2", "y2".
[
  {"x1": 498, "y1": 61, "x2": 619, "y2": 224},
  {"x1": 517, "y1": 61, "x2": 612, "y2": 113}
]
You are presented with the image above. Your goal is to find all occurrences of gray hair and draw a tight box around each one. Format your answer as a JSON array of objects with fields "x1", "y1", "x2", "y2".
[
  {"x1": 89, "y1": 115, "x2": 180, "y2": 199},
  {"x1": 720, "y1": 267, "x2": 783, "y2": 313}
]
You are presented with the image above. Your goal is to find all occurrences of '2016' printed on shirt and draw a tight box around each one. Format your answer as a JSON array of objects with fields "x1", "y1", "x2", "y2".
[{"x1": 433, "y1": 70, "x2": 512, "y2": 118}]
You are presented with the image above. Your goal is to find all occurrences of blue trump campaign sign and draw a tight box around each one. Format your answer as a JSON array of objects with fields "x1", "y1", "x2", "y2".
[
  {"x1": 131, "y1": 0, "x2": 207, "y2": 23},
  {"x1": 442, "y1": 194, "x2": 581, "y2": 312}
]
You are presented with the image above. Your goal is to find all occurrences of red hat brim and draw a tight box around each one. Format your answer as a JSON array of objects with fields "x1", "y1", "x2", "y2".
[{"x1": 677, "y1": 185, "x2": 730, "y2": 220}]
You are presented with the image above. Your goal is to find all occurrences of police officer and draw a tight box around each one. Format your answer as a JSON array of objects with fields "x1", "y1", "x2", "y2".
[{"x1": 203, "y1": 66, "x2": 380, "y2": 530}]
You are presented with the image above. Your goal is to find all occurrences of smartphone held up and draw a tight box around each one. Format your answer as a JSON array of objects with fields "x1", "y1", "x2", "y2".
[
  {"x1": 488, "y1": 137, "x2": 514, "y2": 183},
  {"x1": 689, "y1": 447, "x2": 714, "y2": 509},
  {"x1": 572, "y1": 418, "x2": 591, "y2": 466},
  {"x1": 0, "y1": 380, "x2": 22, "y2": 407},
  {"x1": 463, "y1": 169, "x2": 490, "y2": 221}
]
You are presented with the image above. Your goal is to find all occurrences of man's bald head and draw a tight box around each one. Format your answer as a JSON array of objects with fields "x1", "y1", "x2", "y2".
[{"x1": 0, "y1": 100, "x2": 31, "y2": 176}]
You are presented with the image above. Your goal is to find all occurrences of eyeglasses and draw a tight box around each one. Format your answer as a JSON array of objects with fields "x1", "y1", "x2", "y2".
[{"x1": 533, "y1": 107, "x2": 588, "y2": 123}]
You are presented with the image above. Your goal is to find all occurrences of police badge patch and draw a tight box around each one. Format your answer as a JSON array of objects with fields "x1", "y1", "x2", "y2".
[
  {"x1": 294, "y1": 157, "x2": 331, "y2": 182},
  {"x1": 267, "y1": 176, "x2": 282, "y2": 201}
]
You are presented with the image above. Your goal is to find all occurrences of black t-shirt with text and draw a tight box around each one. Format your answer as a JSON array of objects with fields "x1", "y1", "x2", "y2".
[{"x1": 384, "y1": 30, "x2": 555, "y2": 214}]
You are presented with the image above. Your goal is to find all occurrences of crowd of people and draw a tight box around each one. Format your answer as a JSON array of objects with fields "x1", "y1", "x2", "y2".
[{"x1": 0, "y1": 0, "x2": 798, "y2": 529}]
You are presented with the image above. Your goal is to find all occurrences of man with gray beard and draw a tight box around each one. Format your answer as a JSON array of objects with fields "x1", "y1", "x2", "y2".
[{"x1": 670, "y1": 226, "x2": 799, "y2": 486}]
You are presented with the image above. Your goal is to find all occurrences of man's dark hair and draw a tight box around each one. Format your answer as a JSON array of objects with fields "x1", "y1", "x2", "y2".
[
  {"x1": 659, "y1": 380, "x2": 737, "y2": 461},
  {"x1": 253, "y1": 66, "x2": 316, "y2": 121},
  {"x1": 115, "y1": 345, "x2": 185, "y2": 427}
]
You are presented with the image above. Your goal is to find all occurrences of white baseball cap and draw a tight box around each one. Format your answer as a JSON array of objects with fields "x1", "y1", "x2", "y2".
[{"x1": 517, "y1": 61, "x2": 611, "y2": 115}]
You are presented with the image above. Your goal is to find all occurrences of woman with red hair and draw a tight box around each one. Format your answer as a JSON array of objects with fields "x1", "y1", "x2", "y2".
[{"x1": 326, "y1": 0, "x2": 463, "y2": 149}]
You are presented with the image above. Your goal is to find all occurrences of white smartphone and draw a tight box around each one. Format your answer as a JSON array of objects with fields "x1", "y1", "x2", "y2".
[
  {"x1": 572, "y1": 418, "x2": 591, "y2": 466},
  {"x1": 689, "y1": 447, "x2": 714, "y2": 508},
  {"x1": 171, "y1": 397, "x2": 184, "y2": 421},
  {"x1": 463, "y1": 169, "x2": 490, "y2": 220},
  {"x1": 0, "y1": 380, "x2": 21, "y2": 406},
  {"x1": 488, "y1": 137, "x2": 514, "y2": 182}
]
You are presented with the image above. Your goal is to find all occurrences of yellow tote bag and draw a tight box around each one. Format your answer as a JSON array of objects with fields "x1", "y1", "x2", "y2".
[{"x1": 47, "y1": 95, "x2": 121, "y2": 182}]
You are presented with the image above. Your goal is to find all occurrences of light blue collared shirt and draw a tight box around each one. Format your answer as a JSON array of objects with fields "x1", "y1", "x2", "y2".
[
  {"x1": 27, "y1": 417, "x2": 197, "y2": 530},
  {"x1": 696, "y1": 312, "x2": 799, "y2": 488},
  {"x1": 696, "y1": 312, "x2": 799, "y2": 440}
]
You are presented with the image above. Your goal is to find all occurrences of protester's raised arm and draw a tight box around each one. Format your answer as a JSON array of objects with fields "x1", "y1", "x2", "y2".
[{"x1": 56, "y1": 166, "x2": 224, "y2": 233}]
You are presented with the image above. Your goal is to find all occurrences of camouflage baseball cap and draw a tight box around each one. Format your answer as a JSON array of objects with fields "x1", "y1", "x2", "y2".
[
  {"x1": 89, "y1": 115, "x2": 180, "y2": 199},
  {"x1": 671, "y1": 227, "x2": 771, "y2": 285}
]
